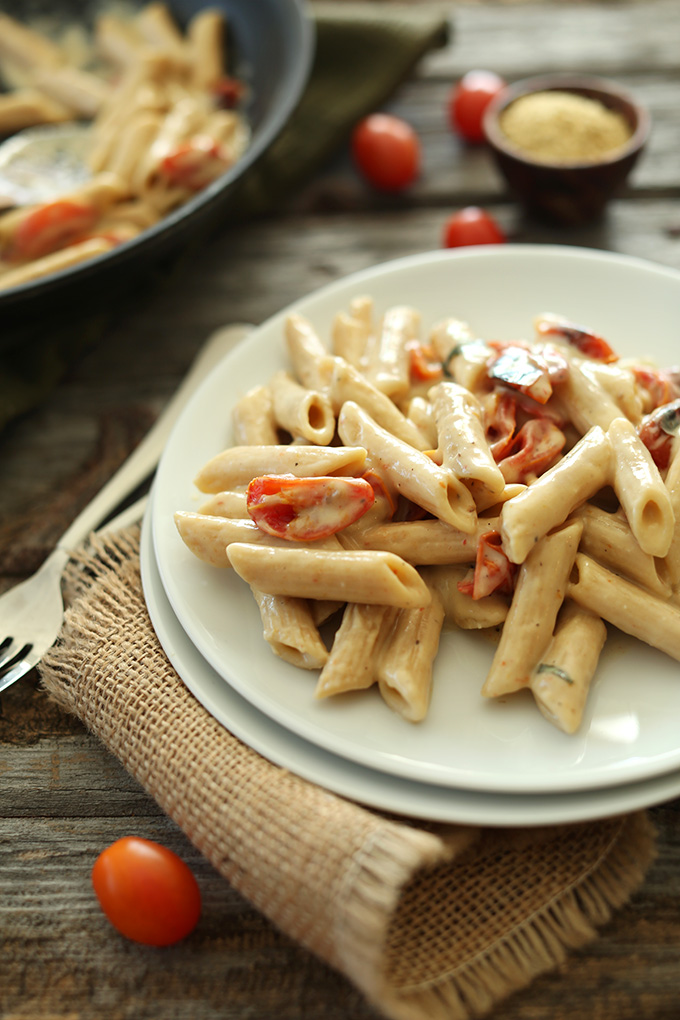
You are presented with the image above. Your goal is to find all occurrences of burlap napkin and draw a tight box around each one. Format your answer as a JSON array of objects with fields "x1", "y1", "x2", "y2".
[
  {"x1": 39, "y1": 525, "x2": 657, "y2": 1020},
  {"x1": 0, "y1": 4, "x2": 450, "y2": 434}
]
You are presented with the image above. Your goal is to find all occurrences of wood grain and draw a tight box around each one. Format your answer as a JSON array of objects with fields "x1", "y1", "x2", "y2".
[{"x1": 1, "y1": 1, "x2": 680, "y2": 1018}]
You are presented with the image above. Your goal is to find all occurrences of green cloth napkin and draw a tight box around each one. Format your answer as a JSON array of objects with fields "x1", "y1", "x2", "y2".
[{"x1": 0, "y1": 4, "x2": 450, "y2": 434}]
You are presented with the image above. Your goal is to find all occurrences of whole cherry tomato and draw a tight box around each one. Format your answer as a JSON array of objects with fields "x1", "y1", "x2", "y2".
[
  {"x1": 448, "y1": 70, "x2": 506, "y2": 143},
  {"x1": 443, "y1": 206, "x2": 506, "y2": 248},
  {"x1": 351, "y1": 113, "x2": 420, "y2": 192},
  {"x1": 91, "y1": 837, "x2": 201, "y2": 946}
]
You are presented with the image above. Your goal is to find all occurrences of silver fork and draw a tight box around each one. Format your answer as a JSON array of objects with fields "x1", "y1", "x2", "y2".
[{"x1": 0, "y1": 323, "x2": 251, "y2": 694}]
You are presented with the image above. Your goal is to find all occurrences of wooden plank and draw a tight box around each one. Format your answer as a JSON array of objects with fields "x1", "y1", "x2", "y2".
[{"x1": 426, "y1": 0, "x2": 680, "y2": 78}]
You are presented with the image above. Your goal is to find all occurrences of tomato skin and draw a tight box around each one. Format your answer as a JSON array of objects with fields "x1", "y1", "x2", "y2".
[
  {"x1": 351, "y1": 113, "x2": 420, "y2": 192},
  {"x1": 11, "y1": 199, "x2": 97, "y2": 261},
  {"x1": 91, "y1": 837, "x2": 201, "y2": 947},
  {"x1": 443, "y1": 206, "x2": 506, "y2": 248},
  {"x1": 449, "y1": 70, "x2": 506, "y2": 143}
]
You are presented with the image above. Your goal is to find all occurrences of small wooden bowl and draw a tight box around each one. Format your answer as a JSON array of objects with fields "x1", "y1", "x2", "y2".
[{"x1": 483, "y1": 74, "x2": 650, "y2": 225}]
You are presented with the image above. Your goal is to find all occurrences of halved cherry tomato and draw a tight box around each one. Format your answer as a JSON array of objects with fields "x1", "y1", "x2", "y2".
[
  {"x1": 497, "y1": 418, "x2": 566, "y2": 484},
  {"x1": 448, "y1": 69, "x2": 506, "y2": 143},
  {"x1": 160, "y1": 136, "x2": 229, "y2": 191},
  {"x1": 457, "y1": 530, "x2": 516, "y2": 600},
  {"x1": 482, "y1": 390, "x2": 517, "y2": 461},
  {"x1": 406, "y1": 339, "x2": 443, "y2": 382},
  {"x1": 534, "y1": 314, "x2": 618, "y2": 363},
  {"x1": 487, "y1": 344, "x2": 554, "y2": 404},
  {"x1": 11, "y1": 199, "x2": 97, "y2": 262},
  {"x1": 631, "y1": 365, "x2": 679, "y2": 412},
  {"x1": 246, "y1": 474, "x2": 375, "y2": 541},
  {"x1": 351, "y1": 113, "x2": 421, "y2": 192},
  {"x1": 443, "y1": 206, "x2": 505, "y2": 248},
  {"x1": 91, "y1": 837, "x2": 201, "y2": 947},
  {"x1": 638, "y1": 398, "x2": 680, "y2": 470}
]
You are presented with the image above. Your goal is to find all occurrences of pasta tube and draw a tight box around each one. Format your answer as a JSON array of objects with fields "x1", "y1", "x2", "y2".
[
  {"x1": 377, "y1": 586, "x2": 445, "y2": 722},
  {"x1": 530, "y1": 600, "x2": 607, "y2": 735},
  {"x1": 269, "y1": 370, "x2": 335, "y2": 445},
  {"x1": 174, "y1": 511, "x2": 341, "y2": 567},
  {"x1": 362, "y1": 305, "x2": 419, "y2": 397},
  {"x1": 607, "y1": 416, "x2": 674, "y2": 558},
  {"x1": 429, "y1": 381, "x2": 505, "y2": 508},
  {"x1": 232, "y1": 385, "x2": 278, "y2": 446},
  {"x1": 344, "y1": 517, "x2": 497, "y2": 565},
  {"x1": 330, "y1": 357, "x2": 430, "y2": 450},
  {"x1": 338, "y1": 401, "x2": 477, "y2": 533},
  {"x1": 194, "y1": 445, "x2": 367, "y2": 493},
  {"x1": 574, "y1": 503, "x2": 671, "y2": 597},
  {"x1": 315, "y1": 604, "x2": 397, "y2": 698},
  {"x1": 226, "y1": 543, "x2": 432, "y2": 609},
  {"x1": 285, "y1": 314, "x2": 335, "y2": 392},
  {"x1": 482, "y1": 519, "x2": 583, "y2": 698},
  {"x1": 250, "y1": 590, "x2": 329, "y2": 670},
  {"x1": 568, "y1": 553, "x2": 680, "y2": 661},
  {"x1": 500, "y1": 425, "x2": 611, "y2": 563},
  {"x1": 422, "y1": 564, "x2": 509, "y2": 629}
]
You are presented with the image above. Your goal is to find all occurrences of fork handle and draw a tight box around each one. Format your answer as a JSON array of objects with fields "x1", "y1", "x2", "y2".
[{"x1": 56, "y1": 323, "x2": 252, "y2": 554}]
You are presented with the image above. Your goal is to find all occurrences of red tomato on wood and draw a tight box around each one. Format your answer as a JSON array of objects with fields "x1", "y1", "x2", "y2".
[
  {"x1": 351, "y1": 114, "x2": 421, "y2": 192},
  {"x1": 443, "y1": 207, "x2": 506, "y2": 248},
  {"x1": 449, "y1": 70, "x2": 506, "y2": 143},
  {"x1": 91, "y1": 837, "x2": 201, "y2": 946}
]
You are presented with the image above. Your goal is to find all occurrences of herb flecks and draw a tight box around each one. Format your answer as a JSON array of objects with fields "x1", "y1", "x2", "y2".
[{"x1": 536, "y1": 662, "x2": 574, "y2": 684}]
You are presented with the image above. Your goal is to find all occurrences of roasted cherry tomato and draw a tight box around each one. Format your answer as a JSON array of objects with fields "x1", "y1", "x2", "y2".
[
  {"x1": 489, "y1": 344, "x2": 562, "y2": 403},
  {"x1": 457, "y1": 530, "x2": 516, "y2": 600},
  {"x1": 351, "y1": 113, "x2": 421, "y2": 192},
  {"x1": 246, "y1": 474, "x2": 375, "y2": 541},
  {"x1": 448, "y1": 69, "x2": 506, "y2": 143},
  {"x1": 638, "y1": 399, "x2": 680, "y2": 471},
  {"x1": 534, "y1": 313, "x2": 618, "y2": 363},
  {"x1": 497, "y1": 418, "x2": 566, "y2": 484},
  {"x1": 406, "y1": 339, "x2": 443, "y2": 382},
  {"x1": 161, "y1": 136, "x2": 229, "y2": 191},
  {"x1": 11, "y1": 199, "x2": 97, "y2": 261},
  {"x1": 631, "y1": 365, "x2": 679, "y2": 413},
  {"x1": 91, "y1": 837, "x2": 201, "y2": 947},
  {"x1": 443, "y1": 206, "x2": 506, "y2": 248}
]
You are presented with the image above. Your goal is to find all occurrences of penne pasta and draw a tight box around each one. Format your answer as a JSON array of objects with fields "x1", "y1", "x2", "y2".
[
  {"x1": 226, "y1": 543, "x2": 432, "y2": 609},
  {"x1": 607, "y1": 416, "x2": 674, "y2": 557},
  {"x1": 377, "y1": 585, "x2": 445, "y2": 722},
  {"x1": 430, "y1": 381, "x2": 506, "y2": 508},
  {"x1": 315, "y1": 603, "x2": 397, "y2": 699},
  {"x1": 482, "y1": 519, "x2": 583, "y2": 698},
  {"x1": 569, "y1": 553, "x2": 680, "y2": 661},
  {"x1": 250, "y1": 589, "x2": 329, "y2": 670},
  {"x1": 269, "y1": 370, "x2": 335, "y2": 445},
  {"x1": 338, "y1": 401, "x2": 477, "y2": 533},
  {"x1": 195, "y1": 444, "x2": 367, "y2": 493},
  {"x1": 500, "y1": 425, "x2": 611, "y2": 564},
  {"x1": 529, "y1": 599, "x2": 607, "y2": 734}
]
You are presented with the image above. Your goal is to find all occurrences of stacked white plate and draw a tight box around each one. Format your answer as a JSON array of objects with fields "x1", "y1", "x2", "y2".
[{"x1": 142, "y1": 246, "x2": 680, "y2": 826}]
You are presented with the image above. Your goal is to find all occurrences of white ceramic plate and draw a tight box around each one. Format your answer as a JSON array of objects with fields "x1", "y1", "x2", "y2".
[
  {"x1": 152, "y1": 246, "x2": 680, "y2": 795},
  {"x1": 141, "y1": 492, "x2": 680, "y2": 825}
]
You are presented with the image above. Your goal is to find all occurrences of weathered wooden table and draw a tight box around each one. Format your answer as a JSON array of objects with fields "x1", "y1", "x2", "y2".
[{"x1": 2, "y1": 1, "x2": 679, "y2": 1017}]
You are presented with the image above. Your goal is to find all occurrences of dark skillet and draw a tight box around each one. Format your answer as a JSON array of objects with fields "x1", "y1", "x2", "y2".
[{"x1": 0, "y1": 0, "x2": 314, "y2": 345}]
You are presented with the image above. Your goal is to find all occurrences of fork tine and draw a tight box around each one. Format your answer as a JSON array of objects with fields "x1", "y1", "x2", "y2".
[
  {"x1": 0, "y1": 653, "x2": 37, "y2": 694},
  {"x1": 0, "y1": 637, "x2": 24, "y2": 670}
]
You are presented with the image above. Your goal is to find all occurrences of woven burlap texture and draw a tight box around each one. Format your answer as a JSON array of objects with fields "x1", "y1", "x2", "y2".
[{"x1": 40, "y1": 527, "x2": 656, "y2": 1020}]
